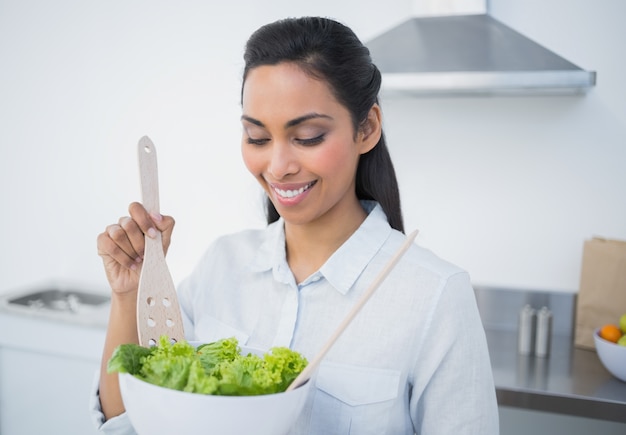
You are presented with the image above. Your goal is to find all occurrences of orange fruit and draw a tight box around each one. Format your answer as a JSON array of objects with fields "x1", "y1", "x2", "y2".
[{"x1": 600, "y1": 324, "x2": 623, "y2": 343}]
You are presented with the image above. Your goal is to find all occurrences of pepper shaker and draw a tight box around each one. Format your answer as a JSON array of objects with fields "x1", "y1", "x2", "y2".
[
  {"x1": 535, "y1": 306, "x2": 553, "y2": 358},
  {"x1": 518, "y1": 304, "x2": 536, "y2": 355}
]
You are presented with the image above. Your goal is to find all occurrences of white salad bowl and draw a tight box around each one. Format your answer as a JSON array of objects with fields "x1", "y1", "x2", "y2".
[{"x1": 118, "y1": 345, "x2": 311, "y2": 435}]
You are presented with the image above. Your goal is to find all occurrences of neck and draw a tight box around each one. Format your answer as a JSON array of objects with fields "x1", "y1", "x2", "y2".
[{"x1": 284, "y1": 199, "x2": 366, "y2": 283}]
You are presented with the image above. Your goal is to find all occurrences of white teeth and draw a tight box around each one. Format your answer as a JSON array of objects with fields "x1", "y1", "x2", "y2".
[{"x1": 274, "y1": 182, "x2": 313, "y2": 198}]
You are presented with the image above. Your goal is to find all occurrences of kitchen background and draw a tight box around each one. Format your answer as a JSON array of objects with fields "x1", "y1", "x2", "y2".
[{"x1": 0, "y1": 0, "x2": 625, "y2": 434}]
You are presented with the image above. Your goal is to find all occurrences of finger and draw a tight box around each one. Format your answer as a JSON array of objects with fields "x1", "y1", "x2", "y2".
[
  {"x1": 118, "y1": 216, "x2": 146, "y2": 260},
  {"x1": 107, "y1": 222, "x2": 142, "y2": 262},
  {"x1": 128, "y1": 201, "x2": 158, "y2": 239},
  {"x1": 97, "y1": 229, "x2": 140, "y2": 271},
  {"x1": 153, "y1": 214, "x2": 175, "y2": 254}
]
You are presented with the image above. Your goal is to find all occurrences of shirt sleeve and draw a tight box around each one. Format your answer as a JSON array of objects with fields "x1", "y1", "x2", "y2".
[
  {"x1": 89, "y1": 370, "x2": 137, "y2": 435},
  {"x1": 410, "y1": 272, "x2": 500, "y2": 434}
]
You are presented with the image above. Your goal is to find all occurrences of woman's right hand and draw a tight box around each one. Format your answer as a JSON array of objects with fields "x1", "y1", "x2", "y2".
[
  {"x1": 97, "y1": 201, "x2": 175, "y2": 419},
  {"x1": 97, "y1": 201, "x2": 175, "y2": 295}
]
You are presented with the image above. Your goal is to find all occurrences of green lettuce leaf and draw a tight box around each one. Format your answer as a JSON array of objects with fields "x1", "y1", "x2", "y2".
[
  {"x1": 107, "y1": 336, "x2": 307, "y2": 396},
  {"x1": 196, "y1": 336, "x2": 240, "y2": 375},
  {"x1": 107, "y1": 343, "x2": 153, "y2": 375}
]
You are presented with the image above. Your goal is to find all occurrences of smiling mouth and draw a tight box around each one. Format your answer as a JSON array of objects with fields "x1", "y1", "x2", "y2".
[{"x1": 272, "y1": 181, "x2": 317, "y2": 199}]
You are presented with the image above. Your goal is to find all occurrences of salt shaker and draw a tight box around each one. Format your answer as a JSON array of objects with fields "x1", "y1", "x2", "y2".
[
  {"x1": 535, "y1": 306, "x2": 553, "y2": 358},
  {"x1": 518, "y1": 304, "x2": 536, "y2": 355}
]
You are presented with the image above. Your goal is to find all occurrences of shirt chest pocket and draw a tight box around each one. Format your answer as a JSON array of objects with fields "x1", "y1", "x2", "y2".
[{"x1": 309, "y1": 362, "x2": 401, "y2": 435}]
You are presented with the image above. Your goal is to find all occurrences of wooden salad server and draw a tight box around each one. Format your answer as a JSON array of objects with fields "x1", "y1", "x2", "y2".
[{"x1": 136, "y1": 136, "x2": 185, "y2": 347}]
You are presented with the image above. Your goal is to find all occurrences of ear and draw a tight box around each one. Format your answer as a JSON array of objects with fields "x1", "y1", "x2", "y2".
[{"x1": 357, "y1": 104, "x2": 382, "y2": 155}]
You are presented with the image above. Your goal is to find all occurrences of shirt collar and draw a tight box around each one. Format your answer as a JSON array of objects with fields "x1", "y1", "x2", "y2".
[
  {"x1": 250, "y1": 218, "x2": 286, "y2": 273},
  {"x1": 320, "y1": 201, "x2": 391, "y2": 294},
  {"x1": 250, "y1": 201, "x2": 392, "y2": 294}
]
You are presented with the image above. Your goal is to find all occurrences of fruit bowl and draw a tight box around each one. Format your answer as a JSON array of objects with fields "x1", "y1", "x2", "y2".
[
  {"x1": 594, "y1": 328, "x2": 626, "y2": 382},
  {"x1": 117, "y1": 345, "x2": 311, "y2": 435}
]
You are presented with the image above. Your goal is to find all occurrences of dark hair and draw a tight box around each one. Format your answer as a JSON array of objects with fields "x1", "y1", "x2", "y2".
[{"x1": 242, "y1": 17, "x2": 404, "y2": 233}]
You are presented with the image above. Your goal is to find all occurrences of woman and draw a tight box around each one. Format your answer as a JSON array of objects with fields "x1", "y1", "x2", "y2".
[{"x1": 92, "y1": 17, "x2": 498, "y2": 434}]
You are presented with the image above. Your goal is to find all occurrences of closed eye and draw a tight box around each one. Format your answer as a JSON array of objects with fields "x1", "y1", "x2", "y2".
[
  {"x1": 296, "y1": 134, "x2": 325, "y2": 146},
  {"x1": 246, "y1": 137, "x2": 270, "y2": 146}
]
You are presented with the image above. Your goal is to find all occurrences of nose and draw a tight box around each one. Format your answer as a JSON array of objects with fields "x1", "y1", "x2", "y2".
[{"x1": 268, "y1": 142, "x2": 298, "y2": 180}]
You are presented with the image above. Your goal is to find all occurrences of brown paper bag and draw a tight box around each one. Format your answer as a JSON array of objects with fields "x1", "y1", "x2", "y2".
[{"x1": 575, "y1": 237, "x2": 626, "y2": 350}]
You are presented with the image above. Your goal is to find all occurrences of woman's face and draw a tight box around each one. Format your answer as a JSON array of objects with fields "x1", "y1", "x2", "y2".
[{"x1": 241, "y1": 62, "x2": 376, "y2": 228}]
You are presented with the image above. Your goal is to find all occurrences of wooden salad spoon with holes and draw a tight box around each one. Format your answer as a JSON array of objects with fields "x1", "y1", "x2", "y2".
[{"x1": 136, "y1": 136, "x2": 185, "y2": 347}]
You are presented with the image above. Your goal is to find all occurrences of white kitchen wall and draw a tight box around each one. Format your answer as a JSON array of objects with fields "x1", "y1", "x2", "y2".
[
  {"x1": 0, "y1": 0, "x2": 411, "y2": 294},
  {"x1": 383, "y1": 0, "x2": 626, "y2": 292},
  {"x1": 0, "y1": 0, "x2": 624, "y2": 295}
]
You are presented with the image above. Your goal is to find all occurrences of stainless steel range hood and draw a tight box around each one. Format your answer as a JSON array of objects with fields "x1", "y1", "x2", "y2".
[{"x1": 365, "y1": 13, "x2": 596, "y2": 95}]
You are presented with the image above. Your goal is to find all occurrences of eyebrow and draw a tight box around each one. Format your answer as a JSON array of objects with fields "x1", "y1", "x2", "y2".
[{"x1": 240, "y1": 112, "x2": 333, "y2": 129}]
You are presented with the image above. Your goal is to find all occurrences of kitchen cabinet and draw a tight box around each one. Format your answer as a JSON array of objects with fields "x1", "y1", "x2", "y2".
[
  {"x1": 0, "y1": 289, "x2": 108, "y2": 435},
  {"x1": 0, "y1": 346, "x2": 101, "y2": 434}
]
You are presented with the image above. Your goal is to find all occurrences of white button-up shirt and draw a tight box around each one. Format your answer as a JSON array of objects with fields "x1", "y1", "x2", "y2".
[{"x1": 91, "y1": 201, "x2": 499, "y2": 434}]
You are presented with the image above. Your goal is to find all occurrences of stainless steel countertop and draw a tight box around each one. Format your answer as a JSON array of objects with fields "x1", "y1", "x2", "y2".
[
  {"x1": 474, "y1": 286, "x2": 626, "y2": 423},
  {"x1": 487, "y1": 329, "x2": 626, "y2": 423}
]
